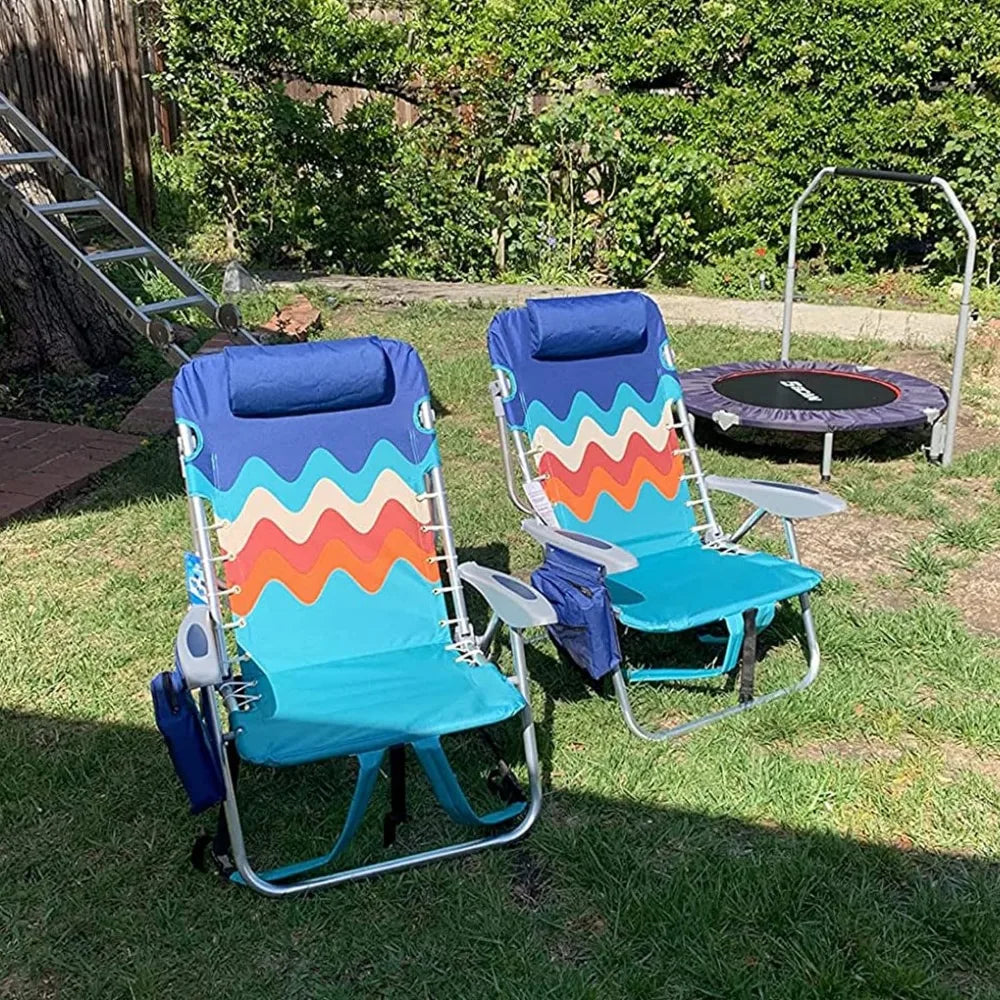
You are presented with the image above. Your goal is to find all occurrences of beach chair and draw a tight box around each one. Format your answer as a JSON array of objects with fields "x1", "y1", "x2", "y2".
[
  {"x1": 157, "y1": 337, "x2": 554, "y2": 896},
  {"x1": 486, "y1": 291, "x2": 845, "y2": 741}
]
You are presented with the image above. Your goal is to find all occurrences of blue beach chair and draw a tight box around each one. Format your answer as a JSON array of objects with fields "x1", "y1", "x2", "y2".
[
  {"x1": 157, "y1": 337, "x2": 555, "y2": 896},
  {"x1": 487, "y1": 292, "x2": 845, "y2": 740}
]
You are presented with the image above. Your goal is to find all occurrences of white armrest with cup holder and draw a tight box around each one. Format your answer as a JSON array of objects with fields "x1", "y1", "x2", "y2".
[
  {"x1": 458, "y1": 562, "x2": 557, "y2": 630},
  {"x1": 704, "y1": 476, "x2": 846, "y2": 520},
  {"x1": 520, "y1": 519, "x2": 638, "y2": 574}
]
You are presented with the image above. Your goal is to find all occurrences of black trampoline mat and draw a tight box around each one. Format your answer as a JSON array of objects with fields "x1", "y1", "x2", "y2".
[{"x1": 714, "y1": 369, "x2": 901, "y2": 410}]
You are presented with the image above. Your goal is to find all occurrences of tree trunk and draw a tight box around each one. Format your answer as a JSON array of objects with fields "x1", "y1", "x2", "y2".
[{"x1": 0, "y1": 203, "x2": 135, "y2": 375}]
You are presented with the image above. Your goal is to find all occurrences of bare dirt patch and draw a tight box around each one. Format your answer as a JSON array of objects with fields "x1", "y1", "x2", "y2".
[
  {"x1": 509, "y1": 849, "x2": 554, "y2": 911},
  {"x1": 791, "y1": 507, "x2": 928, "y2": 604},
  {"x1": 0, "y1": 973, "x2": 58, "y2": 1000},
  {"x1": 786, "y1": 734, "x2": 1000, "y2": 788},
  {"x1": 946, "y1": 549, "x2": 1000, "y2": 636},
  {"x1": 934, "y1": 475, "x2": 999, "y2": 519},
  {"x1": 891, "y1": 349, "x2": 951, "y2": 386},
  {"x1": 548, "y1": 911, "x2": 608, "y2": 967},
  {"x1": 937, "y1": 740, "x2": 1000, "y2": 786},
  {"x1": 888, "y1": 346, "x2": 1000, "y2": 454},
  {"x1": 319, "y1": 302, "x2": 372, "y2": 337},
  {"x1": 789, "y1": 736, "x2": 914, "y2": 764},
  {"x1": 951, "y1": 418, "x2": 1000, "y2": 456}
]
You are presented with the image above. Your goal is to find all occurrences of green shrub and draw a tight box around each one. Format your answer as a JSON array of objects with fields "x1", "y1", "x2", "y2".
[{"x1": 149, "y1": 0, "x2": 1000, "y2": 286}]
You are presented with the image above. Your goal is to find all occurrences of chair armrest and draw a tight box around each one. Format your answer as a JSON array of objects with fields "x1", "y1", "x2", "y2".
[
  {"x1": 458, "y1": 562, "x2": 557, "y2": 629},
  {"x1": 175, "y1": 604, "x2": 224, "y2": 688},
  {"x1": 704, "y1": 475, "x2": 846, "y2": 519},
  {"x1": 520, "y1": 519, "x2": 638, "y2": 573}
]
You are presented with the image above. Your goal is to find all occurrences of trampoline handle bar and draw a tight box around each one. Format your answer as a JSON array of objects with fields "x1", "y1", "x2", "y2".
[
  {"x1": 781, "y1": 167, "x2": 835, "y2": 360},
  {"x1": 832, "y1": 166, "x2": 935, "y2": 185},
  {"x1": 935, "y1": 177, "x2": 977, "y2": 467},
  {"x1": 780, "y1": 166, "x2": 977, "y2": 468}
]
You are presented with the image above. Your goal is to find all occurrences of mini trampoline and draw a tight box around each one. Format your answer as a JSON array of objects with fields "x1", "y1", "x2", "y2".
[{"x1": 680, "y1": 166, "x2": 977, "y2": 479}]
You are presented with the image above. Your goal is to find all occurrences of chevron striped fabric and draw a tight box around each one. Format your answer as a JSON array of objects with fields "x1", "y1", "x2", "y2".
[
  {"x1": 173, "y1": 339, "x2": 452, "y2": 674},
  {"x1": 489, "y1": 292, "x2": 697, "y2": 551}
]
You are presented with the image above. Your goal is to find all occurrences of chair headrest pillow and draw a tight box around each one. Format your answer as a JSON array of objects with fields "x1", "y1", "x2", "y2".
[
  {"x1": 527, "y1": 291, "x2": 648, "y2": 360},
  {"x1": 226, "y1": 338, "x2": 393, "y2": 417}
]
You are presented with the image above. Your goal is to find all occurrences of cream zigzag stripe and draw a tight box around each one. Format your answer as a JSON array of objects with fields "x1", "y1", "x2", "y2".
[
  {"x1": 530, "y1": 403, "x2": 675, "y2": 473},
  {"x1": 216, "y1": 467, "x2": 431, "y2": 555}
]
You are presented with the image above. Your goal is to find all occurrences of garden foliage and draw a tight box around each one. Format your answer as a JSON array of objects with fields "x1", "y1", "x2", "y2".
[{"x1": 151, "y1": 0, "x2": 1000, "y2": 286}]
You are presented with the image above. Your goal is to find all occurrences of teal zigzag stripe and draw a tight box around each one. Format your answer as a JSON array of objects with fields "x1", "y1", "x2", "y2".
[
  {"x1": 240, "y1": 559, "x2": 450, "y2": 671},
  {"x1": 185, "y1": 438, "x2": 441, "y2": 520},
  {"x1": 524, "y1": 374, "x2": 680, "y2": 446}
]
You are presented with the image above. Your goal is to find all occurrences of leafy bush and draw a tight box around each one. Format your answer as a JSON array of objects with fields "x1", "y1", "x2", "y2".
[{"x1": 149, "y1": 0, "x2": 1000, "y2": 286}]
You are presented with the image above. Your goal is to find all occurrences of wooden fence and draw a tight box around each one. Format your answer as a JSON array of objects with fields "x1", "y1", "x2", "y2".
[
  {"x1": 0, "y1": 0, "x2": 161, "y2": 228},
  {"x1": 285, "y1": 79, "x2": 419, "y2": 127},
  {"x1": 0, "y1": 0, "x2": 431, "y2": 234}
]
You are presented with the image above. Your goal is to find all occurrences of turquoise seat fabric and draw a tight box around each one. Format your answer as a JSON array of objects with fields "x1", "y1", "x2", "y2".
[
  {"x1": 488, "y1": 291, "x2": 824, "y2": 641},
  {"x1": 606, "y1": 544, "x2": 822, "y2": 633},
  {"x1": 172, "y1": 339, "x2": 528, "y2": 770},
  {"x1": 236, "y1": 644, "x2": 526, "y2": 767}
]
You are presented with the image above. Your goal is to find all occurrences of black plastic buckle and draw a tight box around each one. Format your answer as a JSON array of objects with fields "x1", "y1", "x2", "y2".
[{"x1": 383, "y1": 744, "x2": 408, "y2": 847}]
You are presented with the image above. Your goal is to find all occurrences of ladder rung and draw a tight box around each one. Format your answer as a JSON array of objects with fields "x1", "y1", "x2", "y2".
[
  {"x1": 36, "y1": 199, "x2": 102, "y2": 216},
  {"x1": 87, "y1": 246, "x2": 151, "y2": 264},
  {"x1": 0, "y1": 150, "x2": 56, "y2": 165},
  {"x1": 142, "y1": 295, "x2": 205, "y2": 315}
]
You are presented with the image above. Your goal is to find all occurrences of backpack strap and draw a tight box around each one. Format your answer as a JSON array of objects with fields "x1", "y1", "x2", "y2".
[
  {"x1": 413, "y1": 737, "x2": 525, "y2": 828},
  {"x1": 231, "y1": 748, "x2": 384, "y2": 885}
]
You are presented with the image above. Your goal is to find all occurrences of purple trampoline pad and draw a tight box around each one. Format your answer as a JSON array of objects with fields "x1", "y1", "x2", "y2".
[{"x1": 679, "y1": 360, "x2": 948, "y2": 434}]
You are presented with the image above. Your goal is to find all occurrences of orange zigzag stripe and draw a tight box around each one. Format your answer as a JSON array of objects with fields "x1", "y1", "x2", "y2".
[
  {"x1": 538, "y1": 431, "x2": 678, "y2": 499},
  {"x1": 225, "y1": 499, "x2": 433, "y2": 584},
  {"x1": 541, "y1": 434, "x2": 682, "y2": 522},
  {"x1": 228, "y1": 528, "x2": 439, "y2": 615}
]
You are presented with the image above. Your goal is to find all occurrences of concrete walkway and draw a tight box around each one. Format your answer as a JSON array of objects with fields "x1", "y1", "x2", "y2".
[{"x1": 264, "y1": 272, "x2": 963, "y2": 349}]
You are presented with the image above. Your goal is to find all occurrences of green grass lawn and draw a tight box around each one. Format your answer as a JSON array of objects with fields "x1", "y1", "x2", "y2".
[{"x1": 2, "y1": 303, "x2": 1000, "y2": 999}]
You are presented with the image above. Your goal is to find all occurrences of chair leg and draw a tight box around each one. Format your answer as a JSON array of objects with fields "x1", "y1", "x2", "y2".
[
  {"x1": 737, "y1": 607, "x2": 757, "y2": 704},
  {"x1": 201, "y1": 632, "x2": 544, "y2": 898},
  {"x1": 611, "y1": 593, "x2": 821, "y2": 742}
]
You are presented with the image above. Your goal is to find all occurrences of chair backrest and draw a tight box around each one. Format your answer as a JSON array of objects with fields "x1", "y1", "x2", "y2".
[
  {"x1": 488, "y1": 292, "x2": 698, "y2": 553},
  {"x1": 173, "y1": 338, "x2": 453, "y2": 673}
]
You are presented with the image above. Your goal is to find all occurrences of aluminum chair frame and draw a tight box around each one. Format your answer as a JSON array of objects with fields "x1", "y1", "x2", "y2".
[
  {"x1": 175, "y1": 396, "x2": 545, "y2": 897},
  {"x1": 488, "y1": 343, "x2": 830, "y2": 742}
]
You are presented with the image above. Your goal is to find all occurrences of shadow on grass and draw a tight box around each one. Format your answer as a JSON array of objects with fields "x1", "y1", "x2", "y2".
[
  {"x1": 493, "y1": 586, "x2": 813, "y2": 722},
  {"x1": 75, "y1": 435, "x2": 185, "y2": 509},
  {"x1": 2, "y1": 707, "x2": 998, "y2": 998}
]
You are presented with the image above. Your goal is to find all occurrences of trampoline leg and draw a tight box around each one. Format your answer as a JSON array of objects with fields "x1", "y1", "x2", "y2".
[{"x1": 820, "y1": 432, "x2": 834, "y2": 482}]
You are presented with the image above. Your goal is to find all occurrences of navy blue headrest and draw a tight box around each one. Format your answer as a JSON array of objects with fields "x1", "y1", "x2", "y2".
[
  {"x1": 226, "y1": 338, "x2": 393, "y2": 418},
  {"x1": 527, "y1": 291, "x2": 649, "y2": 360}
]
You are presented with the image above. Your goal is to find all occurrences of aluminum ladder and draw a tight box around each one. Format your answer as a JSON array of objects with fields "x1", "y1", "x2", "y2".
[{"x1": 0, "y1": 91, "x2": 254, "y2": 361}]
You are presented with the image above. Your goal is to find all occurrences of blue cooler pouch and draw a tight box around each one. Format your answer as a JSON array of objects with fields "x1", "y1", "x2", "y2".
[
  {"x1": 150, "y1": 670, "x2": 225, "y2": 814},
  {"x1": 531, "y1": 545, "x2": 622, "y2": 681}
]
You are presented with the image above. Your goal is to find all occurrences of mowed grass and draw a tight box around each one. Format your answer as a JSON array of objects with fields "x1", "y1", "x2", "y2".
[{"x1": 2, "y1": 302, "x2": 1000, "y2": 999}]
